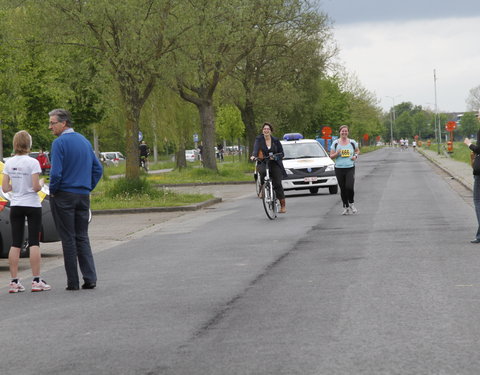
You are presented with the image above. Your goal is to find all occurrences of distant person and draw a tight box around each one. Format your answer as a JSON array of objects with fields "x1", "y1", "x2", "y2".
[
  {"x1": 37, "y1": 148, "x2": 49, "y2": 175},
  {"x1": 217, "y1": 143, "x2": 224, "y2": 161},
  {"x1": 2, "y1": 130, "x2": 50, "y2": 293},
  {"x1": 250, "y1": 122, "x2": 287, "y2": 213},
  {"x1": 139, "y1": 140, "x2": 150, "y2": 170},
  {"x1": 48, "y1": 109, "x2": 103, "y2": 290},
  {"x1": 465, "y1": 132, "x2": 480, "y2": 243},
  {"x1": 198, "y1": 142, "x2": 203, "y2": 162},
  {"x1": 412, "y1": 140, "x2": 417, "y2": 151},
  {"x1": 330, "y1": 125, "x2": 360, "y2": 215}
]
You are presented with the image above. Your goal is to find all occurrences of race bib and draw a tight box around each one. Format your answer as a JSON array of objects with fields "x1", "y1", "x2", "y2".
[{"x1": 341, "y1": 149, "x2": 351, "y2": 158}]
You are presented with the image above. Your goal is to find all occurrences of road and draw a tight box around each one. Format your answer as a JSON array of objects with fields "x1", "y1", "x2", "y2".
[{"x1": 1, "y1": 148, "x2": 480, "y2": 374}]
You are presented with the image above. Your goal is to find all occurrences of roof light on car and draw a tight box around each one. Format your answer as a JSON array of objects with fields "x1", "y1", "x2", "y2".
[{"x1": 283, "y1": 133, "x2": 304, "y2": 141}]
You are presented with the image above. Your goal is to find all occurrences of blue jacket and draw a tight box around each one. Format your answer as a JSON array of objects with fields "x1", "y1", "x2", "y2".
[{"x1": 49, "y1": 131, "x2": 103, "y2": 195}]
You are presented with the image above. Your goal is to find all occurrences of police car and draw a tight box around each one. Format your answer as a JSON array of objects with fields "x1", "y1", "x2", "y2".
[{"x1": 281, "y1": 133, "x2": 338, "y2": 194}]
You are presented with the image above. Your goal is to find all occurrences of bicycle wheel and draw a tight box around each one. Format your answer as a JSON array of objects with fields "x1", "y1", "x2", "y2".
[{"x1": 262, "y1": 181, "x2": 277, "y2": 220}]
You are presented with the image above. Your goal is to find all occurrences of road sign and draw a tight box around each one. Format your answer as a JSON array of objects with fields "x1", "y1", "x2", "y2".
[
  {"x1": 322, "y1": 126, "x2": 332, "y2": 136},
  {"x1": 445, "y1": 121, "x2": 456, "y2": 131},
  {"x1": 138, "y1": 131, "x2": 143, "y2": 142},
  {"x1": 193, "y1": 133, "x2": 199, "y2": 143},
  {"x1": 363, "y1": 134, "x2": 369, "y2": 142}
]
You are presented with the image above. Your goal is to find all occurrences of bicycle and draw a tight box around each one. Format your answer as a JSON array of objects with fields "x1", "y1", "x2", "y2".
[
  {"x1": 140, "y1": 155, "x2": 149, "y2": 172},
  {"x1": 254, "y1": 153, "x2": 282, "y2": 220}
]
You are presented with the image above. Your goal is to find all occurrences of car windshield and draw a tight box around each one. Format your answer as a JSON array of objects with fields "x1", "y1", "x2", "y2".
[{"x1": 282, "y1": 142, "x2": 327, "y2": 159}]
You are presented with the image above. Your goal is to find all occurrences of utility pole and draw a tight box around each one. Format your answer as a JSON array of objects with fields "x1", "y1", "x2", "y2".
[{"x1": 434, "y1": 69, "x2": 441, "y2": 154}]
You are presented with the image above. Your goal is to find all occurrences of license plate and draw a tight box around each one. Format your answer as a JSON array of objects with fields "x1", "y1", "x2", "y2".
[{"x1": 304, "y1": 177, "x2": 318, "y2": 182}]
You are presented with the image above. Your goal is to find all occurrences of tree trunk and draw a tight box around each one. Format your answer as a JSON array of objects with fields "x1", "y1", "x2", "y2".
[
  {"x1": 121, "y1": 96, "x2": 141, "y2": 180},
  {"x1": 197, "y1": 101, "x2": 217, "y2": 171},
  {"x1": 176, "y1": 148, "x2": 187, "y2": 170},
  {"x1": 240, "y1": 99, "x2": 257, "y2": 158}
]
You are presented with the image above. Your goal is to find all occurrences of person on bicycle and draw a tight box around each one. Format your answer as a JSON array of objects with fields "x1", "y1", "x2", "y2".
[
  {"x1": 250, "y1": 122, "x2": 287, "y2": 213},
  {"x1": 139, "y1": 141, "x2": 149, "y2": 167}
]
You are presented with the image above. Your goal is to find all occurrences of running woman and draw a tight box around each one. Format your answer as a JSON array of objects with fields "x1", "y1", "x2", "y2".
[{"x1": 330, "y1": 125, "x2": 360, "y2": 215}]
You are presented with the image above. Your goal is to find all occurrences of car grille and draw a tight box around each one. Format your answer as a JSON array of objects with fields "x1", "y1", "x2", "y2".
[{"x1": 292, "y1": 167, "x2": 325, "y2": 175}]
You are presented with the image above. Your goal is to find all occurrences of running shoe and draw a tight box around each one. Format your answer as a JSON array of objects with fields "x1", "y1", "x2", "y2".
[
  {"x1": 342, "y1": 207, "x2": 350, "y2": 215},
  {"x1": 350, "y1": 204, "x2": 357, "y2": 214},
  {"x1": 9, "y1": 281, "x2": 25, "y2": 293},
  {"x1": 31, "y1": 280, "x2": 51, "y2": 292}
]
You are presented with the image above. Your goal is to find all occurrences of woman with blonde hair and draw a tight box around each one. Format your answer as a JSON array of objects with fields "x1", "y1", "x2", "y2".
[{"x1": 2, "y1": 130, "x2": 50, "y2": 293}]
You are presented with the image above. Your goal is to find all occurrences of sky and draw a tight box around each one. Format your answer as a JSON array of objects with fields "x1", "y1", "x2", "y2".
[{"x1": 318, "y1": 0, "x2": 480, "y2": 113}]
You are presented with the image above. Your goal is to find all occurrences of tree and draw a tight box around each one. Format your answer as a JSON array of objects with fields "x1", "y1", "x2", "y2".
[
  {"x1": 174, "y1": 0, "x2": 266, "y2": 171},
  {"x1": 31, "y1": 0, "x2": 182, "y2": 179},
  {"x1": 460, "y1": 112, "x2": 480, "y2": 138},
  {"x1": 224, "y1": 1, "x2": 332, "y2": 153},
  {"x1": 467, "y1": 85, "x2": 480, "y2": 112},
  {"x1": 216, "y1": 105, "x2": 244, "y2": 145}
]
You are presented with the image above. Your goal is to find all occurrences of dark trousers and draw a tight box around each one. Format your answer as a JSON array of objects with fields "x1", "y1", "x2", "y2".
[
  {"x1": 50, "y1": 191, "x2": 97, "y2": 287},
  {"x1": 10, "y1": 206, "x2": 42, "y2": 247},
  {"x1": 257, "y1": 161, "x2": 285, "y2": 200},
  {"x1": 335, "y1": 167, "x2": 355, "y2": 207},
  {"x1": 474, "y1": 175, "x2": 480, "y2": 240}
]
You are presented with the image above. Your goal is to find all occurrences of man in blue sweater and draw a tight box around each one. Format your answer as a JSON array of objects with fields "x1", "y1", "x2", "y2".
[{"x1": 48, "y1": 109, "x2": 103, "y2": 291}]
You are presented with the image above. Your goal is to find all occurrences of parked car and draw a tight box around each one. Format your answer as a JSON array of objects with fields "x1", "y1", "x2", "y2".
[
  {"x1": 29, "y1": 151, "x2": 51, "y2": 175},
  {"x1": 100, "y1": 152, "x2": 125, "y2": 166},
  {"x1": 0, "y1": 161, "x2": 60, "y2": 258},
  {"x1": 185, "y1": 149, "x2": 198, "y2": 162},
  {"x1": 280, "y1": 133, "x2": 338, "y2": 194}
]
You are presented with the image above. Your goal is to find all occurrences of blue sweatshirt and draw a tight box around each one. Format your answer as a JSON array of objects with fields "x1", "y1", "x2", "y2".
[{"x1": 49, "y1": 130, "x2": 103, "y2": 195}]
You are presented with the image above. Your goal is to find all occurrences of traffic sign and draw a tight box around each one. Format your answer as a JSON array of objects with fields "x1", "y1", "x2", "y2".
[
  {"x1": 322, "y1": 126, "x2": 332, "y2": 136},
  {"x1": 445, "y1": 121, "x2": 456, "y2": 131}
]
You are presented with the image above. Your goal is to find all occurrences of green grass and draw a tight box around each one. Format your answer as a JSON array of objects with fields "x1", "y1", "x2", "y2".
[{"x1": 90, "y1": 178, "x2": 213, "y2": 210}]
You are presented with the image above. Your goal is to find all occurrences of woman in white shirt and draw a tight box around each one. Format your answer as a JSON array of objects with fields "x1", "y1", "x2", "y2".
[{"x1": 2, "y1": 130, "x2": 51, "y2": 293}]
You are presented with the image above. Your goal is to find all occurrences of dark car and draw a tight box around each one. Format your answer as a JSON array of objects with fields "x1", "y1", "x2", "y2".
[{"x1": 0, "y1": 161, "x2": 60, "y2": 258}]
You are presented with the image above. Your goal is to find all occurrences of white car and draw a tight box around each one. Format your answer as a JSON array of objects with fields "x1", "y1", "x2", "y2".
[
  {"x1": 280, "y1": 133, "x2": 338, "y2": 194},
  {"x1": 100, "y1": 152, "x2": 125, "y2": 166},
  {"x1": 185, "y1": 149, "x2": 198, "y2": 162}
]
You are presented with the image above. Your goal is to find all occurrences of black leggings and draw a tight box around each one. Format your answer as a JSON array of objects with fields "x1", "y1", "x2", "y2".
[
  {"x1": 335, "y1": 167, "x2": 355, "y2": 207},
  {"x1": 10, "y1": 206, "x2": 42, "y2": 248},
  {"x1": 257, "y1": 161, "x2": 285, "y2": 200}
]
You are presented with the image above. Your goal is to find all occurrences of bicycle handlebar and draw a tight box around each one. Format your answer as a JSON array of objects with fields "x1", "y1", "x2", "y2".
[{"x1": 252, "y1": 152, "x2": 283, "y2": 162}]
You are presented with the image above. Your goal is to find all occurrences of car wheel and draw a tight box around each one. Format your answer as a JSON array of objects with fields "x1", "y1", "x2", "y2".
[
  {"x1": 329, "y1": 185, "x2": 338, "y2": 194},
  {"x1": 309, "y1": 187, "x2": 319, "y2": 194}
]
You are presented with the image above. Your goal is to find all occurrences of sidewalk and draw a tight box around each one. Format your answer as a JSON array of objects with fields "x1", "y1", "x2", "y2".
[{"x1": 419, "y1": 148, "x2": 473, "y2": 191}]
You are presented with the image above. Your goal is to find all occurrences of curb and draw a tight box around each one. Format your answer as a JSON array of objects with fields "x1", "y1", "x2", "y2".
[
  {"x1": 92, "y1": 197, "x2": 222, "y2": 215},
  {"x1": 418, "y1": 149, "x2": 473, "y2": 192}
]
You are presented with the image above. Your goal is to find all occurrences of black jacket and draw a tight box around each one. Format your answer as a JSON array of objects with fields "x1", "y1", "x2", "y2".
[
  {"x1": 470, "y1": 130, "x2": 480, "y2": 175},
  {"x1": 252, "y1": 135, "x2": 286, "y2": 176}
]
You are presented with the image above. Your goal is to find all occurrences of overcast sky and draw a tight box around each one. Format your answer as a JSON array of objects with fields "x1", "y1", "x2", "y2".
[{"x1": 319, "y1": 0, "x2": 480, "y2": 113}]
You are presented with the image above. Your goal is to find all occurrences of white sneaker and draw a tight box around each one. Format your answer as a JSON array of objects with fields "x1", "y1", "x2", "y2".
[
  {"x1": 350, "y1": 204, "x2": 357, "y2": 214},
  {"x1": 342, "y1": 207, "x2": 350, "y2": 215},
  {"x1": 31, "y1": 280, "x2": 51, "y2": 292},
  {"x1": 9, "y1": 281, "x2": 25, "y2": 294}
]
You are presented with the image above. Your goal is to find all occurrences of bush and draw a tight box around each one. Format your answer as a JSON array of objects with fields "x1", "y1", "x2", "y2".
[{"x1": 105, "y1": 177, "x2": 161, "y2": 199}]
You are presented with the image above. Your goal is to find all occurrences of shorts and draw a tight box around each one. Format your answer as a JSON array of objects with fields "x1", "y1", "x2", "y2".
[{"x1": 10, "y1": 206, "x2": 42, "y2": 248}]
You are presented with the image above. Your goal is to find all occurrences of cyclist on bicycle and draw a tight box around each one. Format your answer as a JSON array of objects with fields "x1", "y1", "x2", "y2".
[
  {"x1": 139, "y1": 141, "x2": 150, "y2": 169},
  {"x1": 250, "y1": 122, "x2": 287, "y2": 213}
]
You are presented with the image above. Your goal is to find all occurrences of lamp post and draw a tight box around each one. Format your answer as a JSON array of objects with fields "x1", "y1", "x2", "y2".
[
  {"x1": 433, "y1": 69, "x2": 441, "y2": 154},
  {"x1": 386, "y1": 95, "x2": 400, "y2": 146}
]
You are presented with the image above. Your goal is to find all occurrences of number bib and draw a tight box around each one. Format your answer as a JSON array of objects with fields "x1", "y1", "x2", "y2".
[{"x1": 341, "y1": 149, "x2": 351, "y2": 158}]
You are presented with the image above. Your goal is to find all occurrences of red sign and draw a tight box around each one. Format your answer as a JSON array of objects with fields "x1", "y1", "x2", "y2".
[
  {"x1": 445, "y1": 121, "x2": 457, "y2": 131},
  {"x1": 363, "y1": 134, "x2": 369, "y2": 142},
  {"x1": 414, "y1": 135, "x2": 419, "y2": 140},
  {"x1": 322, "y1": 126, "x2": 332, "y2": 136},
  {"x1": 376, "y1": 136, "x2": 381, "y2": 141}
]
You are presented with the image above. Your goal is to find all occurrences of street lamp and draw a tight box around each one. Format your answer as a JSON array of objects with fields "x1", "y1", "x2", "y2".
[{"x1": 386, "y1": 95, "x2": 401, "y2": 145}]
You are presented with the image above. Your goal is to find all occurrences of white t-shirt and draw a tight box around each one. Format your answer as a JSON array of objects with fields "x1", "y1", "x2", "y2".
[{"x1": 4, "y1": 155, "x2": 42, "y2": 207}]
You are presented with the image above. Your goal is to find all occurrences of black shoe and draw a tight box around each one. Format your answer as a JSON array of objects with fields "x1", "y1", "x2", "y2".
[
  {"x1": 82, "y1": 282, "x2": 96, "y2": 289},
  {"x1": 471, "y1": 239, "x2": 480, "y2": 243},
  {"x1": 66, "y1": 286, "x2": 80, "y2": 290}
]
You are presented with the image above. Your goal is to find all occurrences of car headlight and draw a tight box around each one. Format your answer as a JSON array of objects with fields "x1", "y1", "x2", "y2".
[
  {"x1": 285, "y1": 168, "x2": 294, "y2": 175},
  {"x1": 325, "y1": 164, "x2": 335, "y2": 172}
]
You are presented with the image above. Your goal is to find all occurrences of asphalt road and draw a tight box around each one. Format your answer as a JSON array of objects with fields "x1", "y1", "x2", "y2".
[{"x1": 1, "y1": 148, "x2": 480, "y2": 374}]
